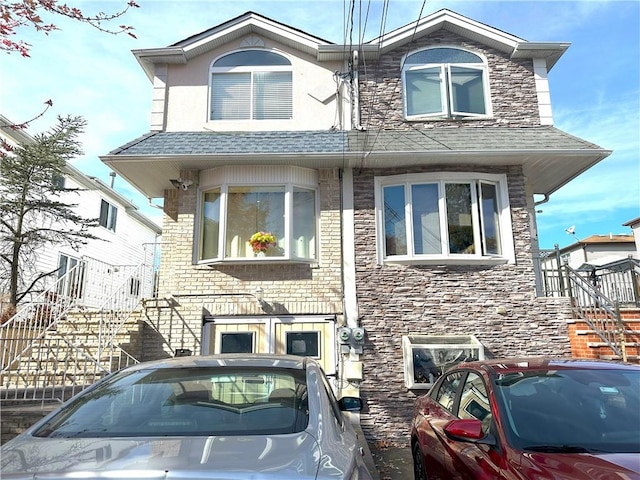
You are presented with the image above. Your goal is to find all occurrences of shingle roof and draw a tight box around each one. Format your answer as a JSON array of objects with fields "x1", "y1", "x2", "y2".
[
  {"x1": 109, "y1": 130, "x2": 348, "y2": 156},
  {"x1": 109, "y1": 127, "x2": 601, "y2": 157},
  {"x1": 103, "y1": 126, "x2": 610, "y2": 199}
]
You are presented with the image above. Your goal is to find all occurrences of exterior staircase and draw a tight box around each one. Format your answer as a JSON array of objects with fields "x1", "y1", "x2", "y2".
[
  {"x1": 1, "y1": 258, "x2": 149, "y2": 403},
  {"x1": 537, "y1": 251, "x2": 640, "y2": 363}
]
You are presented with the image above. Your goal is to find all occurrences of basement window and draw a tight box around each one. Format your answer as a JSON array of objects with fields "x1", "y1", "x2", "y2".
[{"x1": 402, "y1": 334, "x2": 485, "y2": 389}]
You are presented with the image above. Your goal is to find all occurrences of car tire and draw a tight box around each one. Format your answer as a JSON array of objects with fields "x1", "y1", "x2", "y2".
[{"x1": 412, "y1": 442, "x2": 429, "y2": 480}]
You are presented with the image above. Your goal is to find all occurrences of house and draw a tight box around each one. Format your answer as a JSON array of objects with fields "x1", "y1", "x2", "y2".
[
  {"x1": 100, "y1": 10, "x2": 612, "y2": 444},
  {"x1": 0, "y1": 114, "x2": 162, "y2": 312},
  {"x1": 623, "y1": 217, "x2": 640, "y2": 255},
  {"x1": 545, "y1": 233, "x2": 637, "y2": 270}
]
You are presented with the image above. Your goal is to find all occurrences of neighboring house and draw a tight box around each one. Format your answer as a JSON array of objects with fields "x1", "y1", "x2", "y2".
[
  {"x1": 623, "y1": 217, "x2": 640, "y2": 255},
  {"x1": 100, "y1": 10, "x2": 611, "y2": 444},
  {"x1": 544, "y1": 234, "x2": 637, "y2": 270},
  {"x1": 0, "y1": 115, "x2": 162, "y2": 311}
]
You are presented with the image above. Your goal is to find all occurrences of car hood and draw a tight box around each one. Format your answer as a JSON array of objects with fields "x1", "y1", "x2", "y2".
[
  {"x1": 1, "y1": 433, "x2": 322, "y2": 479},
  {"x1": 520, "y1": 451, "x2": 640, "y2": 479}
]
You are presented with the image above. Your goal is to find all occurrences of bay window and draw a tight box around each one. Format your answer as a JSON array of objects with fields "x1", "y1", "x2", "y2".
[
  {"x1": 376, "y1": 172, "x2": 514, "y2": 264},
  {"x1": 403, "y1": 47, "x2": 490, "y2": 119},
  {"x1": 199, "y1": 168, "x2": 317, "y2": 262}
]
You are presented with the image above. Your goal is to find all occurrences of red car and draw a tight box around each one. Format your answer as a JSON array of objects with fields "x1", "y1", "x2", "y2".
[{"x1": 411, "y1": 357, "x2": 640, "y2": 480}]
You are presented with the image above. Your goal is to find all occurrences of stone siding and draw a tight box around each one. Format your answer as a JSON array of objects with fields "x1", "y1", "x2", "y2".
[
  {"x1": 352, "y1": 165, "x2": 573, "y2": 444},
  {"x1": 359, "y1": 30, "x2": 540, "y2": 129}
]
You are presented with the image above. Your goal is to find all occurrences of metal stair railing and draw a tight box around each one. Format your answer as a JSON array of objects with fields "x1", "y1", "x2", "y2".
[
  {"x1": 564, "y1": 264, "x2": 627, "y2": 361},
  {"x1": 95, "y1": 264, "x2": 147, "y2": 367},
  {"x1": 1, "y1": 260, "x2": 148, "y2": 402},
  {"x1": 1, "y1": 263, "x2": 86, "y2": 375}
]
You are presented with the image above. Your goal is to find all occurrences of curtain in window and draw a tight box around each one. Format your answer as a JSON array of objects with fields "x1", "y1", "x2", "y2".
[
  {"x1": 292, "y1": 187, "x2": 315, "y2": 258},
  {"x1": 201, "y1": 189, "x2": 221, "y2": 260},
  {"x1": 225, "y1": 187, "x2": 285, "y2": 258}
]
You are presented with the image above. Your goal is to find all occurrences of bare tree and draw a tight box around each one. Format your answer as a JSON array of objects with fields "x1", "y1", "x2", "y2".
[
  {"x1": 1, "y1": 0, "x2": 139, "y2": 56},
  {"x1": 0, "y1": 115, "x2": 99, "y2": 310}
]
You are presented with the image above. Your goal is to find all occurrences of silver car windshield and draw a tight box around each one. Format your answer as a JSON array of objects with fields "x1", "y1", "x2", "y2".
[
  {"x1": 33, "y1": 367, "x2": 309, "y2": 438},
  {"x1": 494, "y1": 368, "x2": 640, "y2": 453}
]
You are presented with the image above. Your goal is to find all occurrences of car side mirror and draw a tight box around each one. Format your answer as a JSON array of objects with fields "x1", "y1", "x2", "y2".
[
  {"x1": 443, "y1": 419, "x2": 496, "y2": 446},
  {"x1": 338, "y1": 396, "x2": 363, "y2": 412}
]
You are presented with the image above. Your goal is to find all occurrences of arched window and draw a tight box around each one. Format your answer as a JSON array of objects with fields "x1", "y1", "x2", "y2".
[
  {"x1": 402, "y1": 47, "x2": 490, "y2": 119},
  {"x1": 210, "y1": 50, "x2": 292, "y2": 120}
]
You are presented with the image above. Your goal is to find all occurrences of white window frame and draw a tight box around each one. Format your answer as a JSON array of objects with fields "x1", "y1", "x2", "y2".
[
  {"x1": 374, "y1": 172, "x2": 515, "y2": 265},
  {"x1": 99, "y1": 199, "x2": 117, "y2": 232},
  {"x1": 209, "y1": 49, "x2": 293, "y2": 121},
  {"x1": 402, "y1": 46, "x2": 492, "y2": 120},
  {"x1": 402, "y1": 335, "x2": 485, "y2": 389},
  {"x1": 197, "y1": 167, "x2": 319, "y2": 264}
]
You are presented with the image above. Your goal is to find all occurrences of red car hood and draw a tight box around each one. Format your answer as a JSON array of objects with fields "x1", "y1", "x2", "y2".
[{"x1": 520, "y1": 451, "x2": 640, "y2": 479}]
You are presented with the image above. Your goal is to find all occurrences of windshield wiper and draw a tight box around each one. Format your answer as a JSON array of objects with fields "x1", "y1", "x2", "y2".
[{"x1": 523, "y1": 445, "x2": 606, "y2": 454}]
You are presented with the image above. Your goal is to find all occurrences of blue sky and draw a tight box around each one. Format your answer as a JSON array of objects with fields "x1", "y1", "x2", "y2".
[{"x1": 1, "y1": 0, "x2": 638, "y2": 249}]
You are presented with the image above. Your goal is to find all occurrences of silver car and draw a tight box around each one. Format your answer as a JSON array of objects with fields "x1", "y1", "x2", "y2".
[{"x1": 1, "y1": 354, "x2": 373, "y2": 479}]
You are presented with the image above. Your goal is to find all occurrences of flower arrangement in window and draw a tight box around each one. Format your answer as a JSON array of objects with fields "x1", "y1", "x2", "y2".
[{"x1": 249, "y1": 231, "x2": 277, "y2": 254}]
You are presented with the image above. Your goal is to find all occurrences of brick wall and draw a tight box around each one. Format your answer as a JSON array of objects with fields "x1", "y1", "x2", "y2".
[
  {"x1": 149, "y1": 168, "x2": 344, "y2": 357},
  {"x1": 352, "y1": 165, "x2": 573, "y2": 444}
]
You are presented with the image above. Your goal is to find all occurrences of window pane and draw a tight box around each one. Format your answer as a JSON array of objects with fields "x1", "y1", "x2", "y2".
[
  {"x1": 450, "y1": 66, "x2": 486, "y2": 115},
  {"x1": 99, "y1": 199, "x2": 109, "y2": 228},
  {"x1": 458, "y1": 372, "x2": 491, "y2": 431},
  {"x1": 383, "y1": 185, "x2": 407, "y2": 256},
  {"x1": 108, "y1": 205, "x2": 117, "y2": 232},
  {"x1": 445, "y1": 183, "x2": 475, "y2": 254},
  {"x1": 480, "y1": 183, "x2": 501, "y2": 255},
  {"x1": 211, "y1": 73, "x2": 251, "y2": 120},
  {"x1": 286, "y1": 332, "x2": 319, "y2": 357},
  {"x1": 220, "y1": 333, "x2": 253, "y2": 353},
  {"x1": 201, "y1": 189, "x2": 221, "y2": 260},
  {"x1": 411, "y1": 183, "x2": 441, "y2": 254},
  {"x1": 406, "y1": 48, "x2": 483, "y2": 65},
  {"x1": 406, "y1": 68, "x2": 443, "y2": 116},
  {"x1": 254, "y1": 72, "x2": 292, "y2": 120},
  {"x1": 214, "y1": 50, "x2": 291, "y2": 67},
  {"x1": 434, "y1": 371, "x2": 464, "y2": 411},
  {"x1": 225, "y1": 186, "x2": 285, "y2": 258},
  {"x1": 292, "y1": 187, "x2": 316, "y2": 259}
]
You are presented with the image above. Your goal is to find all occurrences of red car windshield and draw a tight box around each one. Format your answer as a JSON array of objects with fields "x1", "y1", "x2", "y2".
[{"x1": 493, "y1": 368, "x2": 640, "y2": 454}]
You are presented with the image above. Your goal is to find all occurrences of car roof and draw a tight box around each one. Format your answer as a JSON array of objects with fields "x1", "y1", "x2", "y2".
[
  {"x1": 454, "y1": 357, "x2": 640, "y2": 376},
  {"x1": 119, "y1": 354, "x2": 309, "y2": 373}
]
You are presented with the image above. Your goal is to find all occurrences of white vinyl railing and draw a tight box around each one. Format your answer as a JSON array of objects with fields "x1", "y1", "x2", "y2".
[{"x1": 1, "y1": 257, "x2": 149, "y2": 402}]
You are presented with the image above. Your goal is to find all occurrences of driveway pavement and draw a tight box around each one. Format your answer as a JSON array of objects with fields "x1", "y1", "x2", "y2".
[{"x1": 369, "y1": 442, "x2": 413, "y2": 480}]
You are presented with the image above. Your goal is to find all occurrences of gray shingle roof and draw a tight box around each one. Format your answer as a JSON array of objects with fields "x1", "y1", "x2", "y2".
[
  {"x1": 108, "y1": 127, "x2": 602, "y2": 157},
  {"x1": 109, "y1": 131, "x2": 348, "y2": 156}
]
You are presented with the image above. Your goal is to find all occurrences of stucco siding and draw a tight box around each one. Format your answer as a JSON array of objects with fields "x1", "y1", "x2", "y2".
[{"x1": 161, "y1": 36, "x2": 349, "y2": 132}]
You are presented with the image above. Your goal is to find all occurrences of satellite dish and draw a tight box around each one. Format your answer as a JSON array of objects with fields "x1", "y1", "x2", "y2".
[{"x1": 565, "y1": 226, "x2": 576, "y2": 235}]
